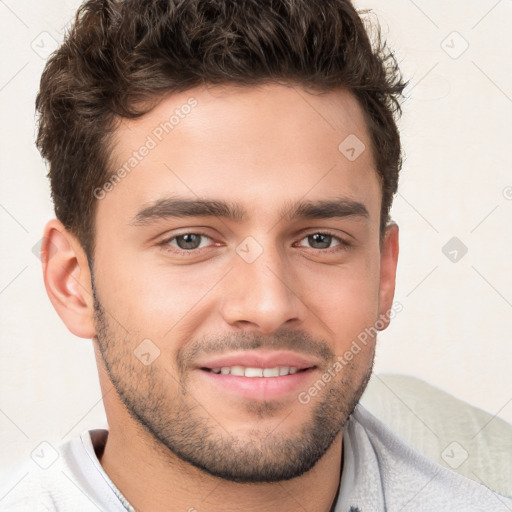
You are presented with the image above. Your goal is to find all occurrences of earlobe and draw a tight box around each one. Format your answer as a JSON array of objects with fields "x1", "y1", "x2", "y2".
[
  {"x1": 41, "y1": 219, "x2": 96, "y2": 339},
  {"x1": 377, "y1": 222, "x2": 399, "y2": 331}
]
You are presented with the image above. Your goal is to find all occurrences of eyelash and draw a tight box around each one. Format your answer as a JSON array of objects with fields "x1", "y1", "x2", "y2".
[
  {"x1": 157, "y1": 231, "x2": 351, "y2": 255},
  {"x1": 295, "y1": 231, "x2": 351, "y2": 252}
]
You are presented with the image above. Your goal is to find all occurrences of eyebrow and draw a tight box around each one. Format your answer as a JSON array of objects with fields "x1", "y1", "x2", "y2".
[{"x1": 130, "y1": 196, "x2": 369, "y2": 226}]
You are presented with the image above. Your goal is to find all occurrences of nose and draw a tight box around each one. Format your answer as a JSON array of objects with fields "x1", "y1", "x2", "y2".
[{"x1": 219, "y1": 246, "x2": 305, "y2": 333}]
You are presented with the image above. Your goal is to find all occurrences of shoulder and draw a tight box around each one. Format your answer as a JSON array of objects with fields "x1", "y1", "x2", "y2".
[
  {"x1": 0, "y1": 457, "x2": 64, "y2": 511},
  {"x1": 344, "y1": 404, "x2": 512, "y2": 511},
  {"x1": 0, "y1": 429, "x2": 112, "y2": 512}
]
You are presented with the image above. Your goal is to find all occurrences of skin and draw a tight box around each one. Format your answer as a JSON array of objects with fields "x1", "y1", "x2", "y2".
[{"x1": 42, "y1": 83, "x2": 399, "y2": 512}]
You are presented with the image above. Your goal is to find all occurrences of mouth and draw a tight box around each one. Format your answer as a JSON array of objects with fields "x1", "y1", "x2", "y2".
[
  {"x1": 195, "y1": 351, "x2": 319, "y2": 400},
  {"x1": 201, "y1": 365, "x2": 313, "y2": 377}
]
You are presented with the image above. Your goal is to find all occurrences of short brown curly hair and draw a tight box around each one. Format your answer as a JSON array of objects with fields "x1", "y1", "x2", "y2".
[{"x1": 35, "y1": 0, "x2": 406, "y2": 260}]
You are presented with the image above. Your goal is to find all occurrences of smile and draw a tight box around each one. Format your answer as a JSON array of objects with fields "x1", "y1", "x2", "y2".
[{"x1": 203, "y1": 366, "x2": 309, "y2": 377}]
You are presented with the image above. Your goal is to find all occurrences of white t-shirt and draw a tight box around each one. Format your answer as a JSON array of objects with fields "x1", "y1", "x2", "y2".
[{"x1": 1, "y1": 404, "x2": 510, "y2": 511}]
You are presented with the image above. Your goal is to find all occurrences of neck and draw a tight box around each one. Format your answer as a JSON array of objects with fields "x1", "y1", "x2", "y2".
[{"x1": 98, "y1": 418, "x2": 342, "y2": 512}]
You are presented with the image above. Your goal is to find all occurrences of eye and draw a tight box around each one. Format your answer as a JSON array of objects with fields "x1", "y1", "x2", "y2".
[
  {"x1": 162, "y1": 233, "x2": 212, "y2": 251},
  {"x1": 297, "y1": 232, "x2": 347, "y2": 250}
]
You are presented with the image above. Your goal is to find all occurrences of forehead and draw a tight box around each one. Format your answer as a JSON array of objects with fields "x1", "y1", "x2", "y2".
[{"x1": 101, "y1": 83, "x2": 381, "y2": 225}]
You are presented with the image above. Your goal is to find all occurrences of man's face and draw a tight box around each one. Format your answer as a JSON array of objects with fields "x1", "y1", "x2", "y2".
[{"x1": 91, "y1": 84, "x2": 395, "y2": 482}]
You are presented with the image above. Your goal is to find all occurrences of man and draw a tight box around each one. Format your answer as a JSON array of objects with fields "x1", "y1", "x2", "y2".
[{"x1": 1, "y1": 0, "x2": 510, "y2": 510}]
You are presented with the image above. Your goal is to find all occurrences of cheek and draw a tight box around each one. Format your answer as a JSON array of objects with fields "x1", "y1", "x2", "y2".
[
  {"x1": 94, "y1": 247, "x2": 226, "y2": 338},
  {"x1": 312, "y1": 285, "x2": 379, "y2": 348},
  {"x1": 297, "y1": 256, "x2": 381, "y2": 344},
  {"x1": 94, "y1": 234, "x2": 382, "y2": 347}
]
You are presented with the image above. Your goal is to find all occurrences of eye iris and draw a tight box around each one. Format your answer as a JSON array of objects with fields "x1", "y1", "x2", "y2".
[
  {"x1": 308, "y1": 233, "x2": 332, "y2": 249},
  {"x1": 176, "y1": 234, "x2": 202, "y2": 249}
]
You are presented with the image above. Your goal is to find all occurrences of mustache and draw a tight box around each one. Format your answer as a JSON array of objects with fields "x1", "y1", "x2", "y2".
[{"x1": 177, "y1": 329, "x2": 335, "y2": 372}]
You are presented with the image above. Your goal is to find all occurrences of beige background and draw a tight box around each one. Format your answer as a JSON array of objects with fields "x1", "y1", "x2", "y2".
[{"x1": 0, "y1": 0, "x2": 511, "y2": 474}]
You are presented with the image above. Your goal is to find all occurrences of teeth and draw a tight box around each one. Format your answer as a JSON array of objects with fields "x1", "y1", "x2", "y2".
[
  {"x1": 230, "y1": 365, "x2": 245, "y2": 376},
  {"x1": 263, "y1": 367, "x2": 280, "y2": 377},
  {"x1": 211, "y1": 366, "x2": 300, "y2": 377},
  {"x1": 245, "y1": 367, "x2": 263, "y2": 377}
]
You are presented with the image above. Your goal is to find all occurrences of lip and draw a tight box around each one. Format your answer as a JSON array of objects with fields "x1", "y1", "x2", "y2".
[
  {"x1": 197, "y1": 366, "x2": 317, "y2": 400},
  {"x1": 195, "y1": 350, "x2": 320, "y2": 371},
  {"x1": 194, "y1": 350, "x2": 320, "y2": 401}
]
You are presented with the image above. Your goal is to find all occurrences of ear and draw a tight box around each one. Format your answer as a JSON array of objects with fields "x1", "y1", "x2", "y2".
[
  {"x1": 377, "y1": 222, "x2": 399, "y2": 330},
  {"x1": 41, "y1": 219, "x2": 96, "y2": 339}
]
